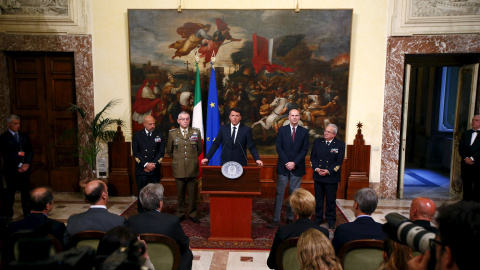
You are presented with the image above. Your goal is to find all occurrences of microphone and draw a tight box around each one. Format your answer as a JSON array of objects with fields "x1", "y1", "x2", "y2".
[
  {"x1": 213, "y1": 139, "x2": 229, "y2": 165},
  {"x1": 238, "y1": 143, "x2": 248, "y2": 165}
]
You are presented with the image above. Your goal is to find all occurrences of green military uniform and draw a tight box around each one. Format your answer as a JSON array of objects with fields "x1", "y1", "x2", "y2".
[{"x1": 167, "y1": 127, "x2": 203, "y2": 220}]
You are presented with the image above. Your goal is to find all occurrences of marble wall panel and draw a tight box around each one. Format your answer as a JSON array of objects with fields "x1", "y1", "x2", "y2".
[
  {"x1": 381, "y1": 35, "x2": 480, "y2": 199},
  {"x1": 0, "y1": 34, "x2": 93, "y2": 180}
]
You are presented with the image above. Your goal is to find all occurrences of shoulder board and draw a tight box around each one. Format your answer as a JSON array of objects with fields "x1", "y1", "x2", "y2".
[
  {"x1": 169, "y1": 128, "x2": 176, "y2": 132},
  {"x1": 191, "y1": 127, "x2": 199, "y2": 130}
]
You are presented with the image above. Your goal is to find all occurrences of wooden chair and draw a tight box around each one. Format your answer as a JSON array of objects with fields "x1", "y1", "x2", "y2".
[
  {"x1": 139, "y1": 233, "x2": 180, "y2": 270},
  {"x1": 338, "y1": 239, "x2": 384, "y2": 270},
  {"x1": 68, "y1": 230, "x2": 105, "y2": 251},
  {"x1": 275, "y1": 237, "x2": 299, "y2": 270},
  {"x1": 12, "y1": 233, "x2": 63, "y2": 261}
]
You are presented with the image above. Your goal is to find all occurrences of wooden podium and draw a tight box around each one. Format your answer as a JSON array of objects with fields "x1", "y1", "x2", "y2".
[{"x1": 201, "y1": 166, "x2": 261, "y2": 242}]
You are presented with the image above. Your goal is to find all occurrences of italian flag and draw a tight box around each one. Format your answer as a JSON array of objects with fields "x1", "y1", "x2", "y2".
[{"x1": 192, "y1": 62, "x2": 204, "y2": 176}]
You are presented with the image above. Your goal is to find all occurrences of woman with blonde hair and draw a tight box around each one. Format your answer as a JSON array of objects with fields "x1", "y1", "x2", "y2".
[
  {"x1": 377, "y1": 238, "x2": 412, "y2": 270},
  {"x1": 267, "y1": 188, "x2": 329, "y2": 269},
  {"x1": 297, "y1": 228, "x2": 342, "y2": 270}
]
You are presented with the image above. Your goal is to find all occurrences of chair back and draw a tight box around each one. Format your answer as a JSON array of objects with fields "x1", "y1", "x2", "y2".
[
  {"x1": 69, "y1": 230, "x2": 105, "y2": 251},
  {"x1": 276, "y1": 237, "x2": 299, "y2": 270},
  {"x1": 139, "y1": 233, "x2": 180, "y2": 270},
  {"x1": 338, "y1": 239, "x2": 384, "y2": 270},
  {"x1": 12, "y1": 233, "x2": 63, "y2": 261}
]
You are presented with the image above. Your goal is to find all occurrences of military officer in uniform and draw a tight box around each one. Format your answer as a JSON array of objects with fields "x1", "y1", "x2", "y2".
[
  {"x1": 132, "y1": 115, "x2": 166, "y2": 213},
  {"x1": 310, "y1": 123, "x2": 345, "y2": 229},
  {"x1": 167, "y1": 111, "x2": 203, "y2": 223}
]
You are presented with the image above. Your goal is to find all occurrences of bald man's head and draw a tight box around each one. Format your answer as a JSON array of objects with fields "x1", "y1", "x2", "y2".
[
  {"x1": 143, "y1": 115, "x2": 155, "y2": 132},
  {"x1": 85, "y1": 180, "x2": 108, "y2": 205},
  {"x1": 30, "y1": 187, "x2": 54, "y2": 212},
  {"x1": 409, "y1": 197, "x2": 436, "y2": 221}
]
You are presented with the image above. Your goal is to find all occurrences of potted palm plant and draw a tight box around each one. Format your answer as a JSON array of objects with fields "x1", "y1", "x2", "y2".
[{"x1": 68, "y1": 99, "x2": 124, "y2": 187}]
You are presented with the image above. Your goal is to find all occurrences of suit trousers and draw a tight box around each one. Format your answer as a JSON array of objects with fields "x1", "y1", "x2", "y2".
[
  {"x1": 462, "y1": 165, "x2": 480, "y2": 202},
  {"x1": 175, "y1": 177, "x2": 197, "y2": 218},
  {"x1": 2, "y1": 171, "x2": 30, "y2": 218},
  {"x1": 273, "y1": 172, "x2": 302, "y2": 222},
  {"x1": 136, "y1": 174, "x2": 159, "y2": 212},
  {"x1": 314, "y1": 181, "x2": 338, "y2": 226}
]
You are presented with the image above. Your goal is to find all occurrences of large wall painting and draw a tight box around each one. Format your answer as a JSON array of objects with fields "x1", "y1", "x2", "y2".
[{"x1": 128, "y1": 9, "x2": 352, "y2": 155}]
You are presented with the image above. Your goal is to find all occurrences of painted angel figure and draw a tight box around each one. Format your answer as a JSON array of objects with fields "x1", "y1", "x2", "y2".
[{"x1": 169, "y1": 23, "x2": 213, "y2": 59}]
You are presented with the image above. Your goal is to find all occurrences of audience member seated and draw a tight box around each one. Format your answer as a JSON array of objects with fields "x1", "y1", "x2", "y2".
[
  {"x1": 409, "y1": 197, "x2": 438, "y2": 234},
  {"x1": 96, "y1": 226, "x2": 154, "y2": 270},
  {"x1": 408, "y1": 201, "x2": 480, "y2": 270},
  {"x1": 125, "y1": 183, "x2": 193, "y2": 270},
  {"x1": 297, "y1": 228, "x2": 342, "y2": 270},
  {"x1": 8, "y1": 187, "x2": 66, "y2": 244},
  {"x1": 377, "y1": 238, "x2": 412, "y2": 270},
  {"x1": 64, "y1": 180, "x2": 125, "y2": 246},
  {"x1": 267, "y1": 188, "x2": 329, "y2": 269},
  {"x1": 332, "y1": 188, "x2": 385, "y2": 254}
]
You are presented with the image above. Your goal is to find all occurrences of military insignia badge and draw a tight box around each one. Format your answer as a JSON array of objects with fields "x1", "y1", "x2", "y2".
[
  {"x1": 330, "y1": 148, "x2": 338, "y2": 153},
  {"x1": 155, "y1": 137, "x2": 161, "y2": 142},
  {"x1": 334, "y1": 165, "x2": 340, "y2": 172},
  {"x1": 135, "y1": 157, "x2": 140, "y2": 163}
]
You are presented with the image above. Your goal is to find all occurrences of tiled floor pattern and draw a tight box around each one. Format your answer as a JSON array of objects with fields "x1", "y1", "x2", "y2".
[{"x1": 11, "y1": 189, "x2": 459, "y2": 270}]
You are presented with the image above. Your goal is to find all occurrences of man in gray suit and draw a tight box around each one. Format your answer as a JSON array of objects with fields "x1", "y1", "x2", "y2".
[{"x1": 63, "y1": 180, "x2": 125, "y2": 246}]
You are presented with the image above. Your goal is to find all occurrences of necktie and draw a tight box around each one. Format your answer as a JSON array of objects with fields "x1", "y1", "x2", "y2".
[
  {"x1": 147, "y1": 132, "x2": 151, "y2": 137},
  {"x1": 292, "y1": 127, "x2": 296, "y2": 142},
  {"x1": 232, "y1": 127, "x2": 237, "y2": 145},
  {"x1": 326, "y1": 141, "x2": 330, "y2": 146},
  {"x1": 183, "y1": 130, "x2": 187, "y2": 138},
  {"x1": 14, "y1": 133, "x2": 20, "y2": 143}
]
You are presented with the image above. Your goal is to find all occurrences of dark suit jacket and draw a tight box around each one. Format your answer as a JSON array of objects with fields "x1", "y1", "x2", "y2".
[
  {"x1": 332, "y1": 216, "x2": 385, "y2": 254},
  {"x1": 0, "y1": 130, "x2": 34, "y2": 176},
  {"x1": 413, "y1": 219, "x2": 438, "y2": 234},
  {"x1": 267, "y1": 218, "x2": 329, "y2": 269},
  {"x1": 459, "y1": 129, "x2": 480, "y2": 180},
  {"x1": 205, "y1": 124, "x2": 260, "y2": 166},
  {"x1": 276, "y1": 125, "x2": 309, "y2": 177},
  {"x1": 125, "y1": 210, "x2": 193, "y2": 270},
  {"x1": 8, "y1": 213, "x2": 66, "y2": 245},
  {"x1": 310, "y1": 137, "x2": 345, "y2": 184},
  {"x1": 64, "y1": 207, "x2": 125, "y2": 245},
  {"x1": 132, "y1": 129, "x2": 166, "y2": 176}
]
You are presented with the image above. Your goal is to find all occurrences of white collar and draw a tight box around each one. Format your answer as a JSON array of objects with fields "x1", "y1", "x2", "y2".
[
  {"x1": 90, "y1": 205, "x2": 107, "y2": 209},
  {"x1": 230, "y1": 123, "x2": 240, "y2": 129}
]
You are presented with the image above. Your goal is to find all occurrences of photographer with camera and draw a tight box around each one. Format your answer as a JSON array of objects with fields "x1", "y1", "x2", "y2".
[{"x1": 407, "y1": 201, "x2": 480, "y2": 270}]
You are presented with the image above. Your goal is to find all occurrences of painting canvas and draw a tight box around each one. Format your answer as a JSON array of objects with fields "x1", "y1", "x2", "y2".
[{"x1": 128, "y1": 9, "x2": 352, "y2": 155}]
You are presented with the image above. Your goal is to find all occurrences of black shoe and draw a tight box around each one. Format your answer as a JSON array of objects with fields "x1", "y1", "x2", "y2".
[
  {"x1": 328, "y1": 223, "x2": 335, "y2": 230},
  {"x1": 191, "y1": 217, "x2": 200, "y2": 224},
  {"x1": 178, "y1": 216, "x2": 186, "y2": 222},
  {"x1": 287, "y1": 219, "x2": 293, "y2": 224},
  {"x1": 267, "y1": 221, "x2": 280, "y2": 228}
]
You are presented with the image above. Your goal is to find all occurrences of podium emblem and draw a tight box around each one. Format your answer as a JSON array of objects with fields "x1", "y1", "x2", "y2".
[{"x1": 221, "y1": 161, "x2": 243, "y2": 179}]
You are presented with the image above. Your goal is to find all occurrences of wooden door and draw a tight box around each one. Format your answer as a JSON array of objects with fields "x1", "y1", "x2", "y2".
[{"x1": 7, "y1": 52, "x2": 79, "y2": 191}]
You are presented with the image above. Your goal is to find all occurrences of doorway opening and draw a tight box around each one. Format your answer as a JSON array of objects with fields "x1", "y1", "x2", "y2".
[{"x1": 399, "y1": 54, "x2": 480, "y2": 199}]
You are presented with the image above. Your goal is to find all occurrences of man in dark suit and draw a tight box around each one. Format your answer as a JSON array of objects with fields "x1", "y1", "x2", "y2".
[
  {"x1": 310, "y1": 123, "x2": 345, "y2": 229},
  {"x1": 267, "y1": 188, "x2": 328, "y2": 269},
  {"x1": 409, "y1": 197, "x2": 438, "y2": 234},
  {"x1": 267, "y1": 109, "x2": 309, "y2": 228},
  {"x1": 332, "y1": 188, "x2": 385, "y2": 254},
  {"x1": 0, "y1": 115, "x2": 34, "y2": 220},
  {"x1": 132, "y1": 115, "x2": 166, "y2": 212},
  {"x1": 63, "y1": 180, "x2": 125, "y2": 246},
  {"x1": 201, "y1": 107, "x2": 263, "y2": 166},
  {"x1": 126, "y1": 183, "x2": 193, "y2": 270},
  {"x1": 8, "y1": 187, "x2": 65, "y2": 244},
  {"x1": 458, "y1": 114, "x2": 480, "y2": 201}
]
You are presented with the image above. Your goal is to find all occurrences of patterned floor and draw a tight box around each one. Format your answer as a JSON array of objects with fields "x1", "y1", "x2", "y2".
[{"x1": 10, "y1": 189, "x2": 459, "y2": 270}]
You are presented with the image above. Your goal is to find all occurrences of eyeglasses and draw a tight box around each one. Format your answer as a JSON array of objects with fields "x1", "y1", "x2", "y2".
[
  {"x1": 178, "y1": 118, "x2": 190, "y2": 121},
  {"x1": 324, "y1": 130, "x2": 335, "y2": 134},
  {"x1": 429, "y1": 238, "x2": 444, "y2": 250}
]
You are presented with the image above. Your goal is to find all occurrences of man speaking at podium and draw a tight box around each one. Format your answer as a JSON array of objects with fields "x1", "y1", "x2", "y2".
[{"x1": 201, "y1": 107, "x2": 263, "y2": 166}]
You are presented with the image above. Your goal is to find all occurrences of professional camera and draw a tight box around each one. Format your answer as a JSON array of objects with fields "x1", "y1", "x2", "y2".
[{"x1": 382, "y1": 212, "x2": 436, "y2": 253}]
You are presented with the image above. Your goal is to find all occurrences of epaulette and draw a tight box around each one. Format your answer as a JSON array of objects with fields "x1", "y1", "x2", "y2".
[
  {"x1": 191, "y1": 127, "x2": 199, "y2": 130},
  {"x1": 169, "y1": 128, "x2": 176, "y2": 132}
]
